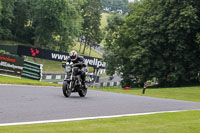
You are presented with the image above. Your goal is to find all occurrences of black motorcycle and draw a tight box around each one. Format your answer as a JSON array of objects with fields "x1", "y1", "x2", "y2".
[{"x1": 62, "y1": 62, "x2": 88, "y2": 97}]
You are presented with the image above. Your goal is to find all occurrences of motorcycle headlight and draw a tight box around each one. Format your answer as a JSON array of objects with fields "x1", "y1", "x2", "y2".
[{"x1": 65, "y1": 66, "x2": 71, "y2": 73}]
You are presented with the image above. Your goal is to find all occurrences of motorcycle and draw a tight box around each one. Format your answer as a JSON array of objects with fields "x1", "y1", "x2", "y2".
[{"x1": 62, "y1": 62, "x2": 88, "y2": 97}]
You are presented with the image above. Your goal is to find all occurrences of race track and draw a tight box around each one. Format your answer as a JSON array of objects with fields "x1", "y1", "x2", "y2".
[{"x1": 0, "y1": 84, "x2": 200, "y2": 124}]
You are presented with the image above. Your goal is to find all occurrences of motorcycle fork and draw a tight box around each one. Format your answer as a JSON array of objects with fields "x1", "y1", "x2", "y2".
[{"x1": 69, "y1": 68, "x2": 74, "y2": 89}]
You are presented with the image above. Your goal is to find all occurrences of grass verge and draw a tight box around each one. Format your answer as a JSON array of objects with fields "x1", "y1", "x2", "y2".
[
  {"x1": 93, "y1": 86, "x2": 200, "y2": 102},
  {"x1": 26, "y1": 57, "x2": 64, "y2": 72},
  {"x1": 100, "y1": 13, "x2": 110, "y2": 29},
  {"x1": 0, "y1": 75, "x2": 61, "y2": 87},
  {"x1": 69, "y1": 42, "x2": 102, "y2": 58},
  {"x1": 0, "y1": 110, "x2": 200, "y2": 133}
]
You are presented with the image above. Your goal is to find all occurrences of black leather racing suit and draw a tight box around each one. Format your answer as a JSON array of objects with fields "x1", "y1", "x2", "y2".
[{"x1": 66, "y1": 56, "x2": 86, "y2": 85}]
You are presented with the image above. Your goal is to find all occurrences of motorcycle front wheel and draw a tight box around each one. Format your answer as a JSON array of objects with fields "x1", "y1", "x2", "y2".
[
  {"x1": 62, "y1": 81, "x2": 71, "y2": 97},
  {"x1": 78, "y1": 83, "x2": 88, "y2": 97}
]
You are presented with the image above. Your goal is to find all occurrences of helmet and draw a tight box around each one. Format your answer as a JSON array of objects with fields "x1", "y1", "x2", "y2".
[{"x1": 69, "y1": 50, "x2": 77, "y2": 61}]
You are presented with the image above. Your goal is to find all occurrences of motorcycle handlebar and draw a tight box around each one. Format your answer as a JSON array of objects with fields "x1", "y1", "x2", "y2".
[
  {"x1": 62, "y1": 62, "x2": 86, "y2": 68},
  {"x1": 73, "y1": 63, "x2": 86, "y2": 67}
]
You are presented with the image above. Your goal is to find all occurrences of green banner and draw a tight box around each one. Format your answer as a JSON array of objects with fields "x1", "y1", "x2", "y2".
[{"x1": 0, "y1": 54, "x2": 24, "y2": 77}]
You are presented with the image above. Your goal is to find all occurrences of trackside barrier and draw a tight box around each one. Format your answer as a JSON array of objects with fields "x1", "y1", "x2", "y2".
[
  {"x1": 22, "y1": 60, "x2": 43, "y2": 80},
  {"x1": 95, "y1": 81, "x2": 121, "y2": 89},
  {"x1": 42, "y1": 73, "x2": 99, "y2": 83}
]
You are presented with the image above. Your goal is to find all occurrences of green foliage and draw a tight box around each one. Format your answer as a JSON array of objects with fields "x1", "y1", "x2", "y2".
[
  {"x1": 104, "y1": 13, "x2": 125, "y2": 75},
  {"x1": 0, "y1": 0, "x2": 14, "y2": 40},
  {"x1": 0, "y1": 49, "x2": 8, "y2": 54},
  {"x1": 104, "y1": 0, "x2": 200, "y2": 87},
  {"x1": 0, "y1": 0, "x2": 83, "y2": 52},
  {"x1": 0, "y1": 0, "x2": 2, "y2": 18},
  {"x1": 80, "y1": 0, "x2": 102, "y2": 54},
  {"x1": 11, "y1": 0, "x2": 34, "y2": 44},
  {"x1": 0, "y1": 0, "x2": 104, "y2": 53},
  {"x1": 32, "y1": 0, "x2": 82, "y2": 51}
]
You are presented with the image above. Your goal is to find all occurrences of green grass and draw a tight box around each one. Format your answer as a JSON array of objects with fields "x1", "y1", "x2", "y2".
[
  {"x1": 27, "y1": 56, "x2": 95, "y2": 73},
  {"x1": 0, "y1": 110, "x2": 200, "y2": 133},
  {"x1": 0, "y1": 40, "x2": 27, "y2": 46},
  {"x1": 0, "y1": 75, "x2": 61, "y2": 87},
  {"x1": 100, "y1": 13, "x2": 110, "y2": 29},
  {"x1": 94, "y1": 86, "x2": 200, "y2": 102},
  {"x1": 69, "y1": 42, "x2": 102, "y2": 58},
  {"x1": 26, "y1": 57, "x2": 64, "y2": 72},
  {"x1": 100, "y1": 13, "x2": 110, "y2": 46}
]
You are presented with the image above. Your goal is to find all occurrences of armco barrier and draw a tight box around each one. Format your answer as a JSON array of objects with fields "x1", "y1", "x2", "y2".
[
  {"x1": 42, "y1": 73, "x2": 99, "y2": 83},
  {"x1": 22, "y1": 60, "x2": 43, "y2": 80},
  {"x1": 95, "y1": 81, "x2": 121, "y2": 89}
]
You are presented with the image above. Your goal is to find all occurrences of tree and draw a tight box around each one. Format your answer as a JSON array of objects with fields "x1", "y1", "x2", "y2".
[
  {"x1": 11, "y1": 0, "x2": 34, "y2": 44},
  {"x1": 0, "y1": 0, "x2": 14, "y2": 40},
  {"x1": 32, "y1": 0, "x2": 82, "y2": 51},
  {"x1": 0, "y1": 0, "x2": 83, "y2": 51},
  {"x1": 104, "y1": 0, "x2": 200, "y2": 87},
  {"x1": 81, "y1": 0, "x2": 102, "y2": 55},
  {"x1": 104, "y1": 13, "x2": 125, "y2": 75},
  {"x1": 0, "y1": 1, "x2": 2, "y2": 18}
]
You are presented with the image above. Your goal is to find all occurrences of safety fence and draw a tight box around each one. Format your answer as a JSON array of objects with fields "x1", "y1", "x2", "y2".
[
  {"x1": 42, "y1": 73, "x2": 99, "y2": 83},
  {"x1": 42, "y1": 73, "x2": 65, "y2": 81},
  {"x1": 22, "y1": 60, "x2": 43, "y2": 80},
  {"x1": 42, "y1": 72, "x2": 121, "y2": 88},
  {"x1": 93, "y1": 81, "x2": 121, "y2": 89},
  {"x1": 100, "y1": 81, "x2": 121, "y2": 87}
]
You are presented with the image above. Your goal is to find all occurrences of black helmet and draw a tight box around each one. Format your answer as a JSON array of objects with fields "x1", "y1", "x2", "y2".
[{"x1": 69, "y1": 50, "x2": 77, "y2": 61}]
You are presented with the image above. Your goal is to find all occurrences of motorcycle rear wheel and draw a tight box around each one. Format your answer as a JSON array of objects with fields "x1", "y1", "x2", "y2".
[{"x1": 62, "y1": 81, "x2": 71, "y2": 97}]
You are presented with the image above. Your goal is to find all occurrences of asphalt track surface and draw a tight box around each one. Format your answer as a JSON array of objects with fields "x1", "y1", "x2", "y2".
[{"x1": 0, "y1": 84, "x2": 200, "y2": 124}]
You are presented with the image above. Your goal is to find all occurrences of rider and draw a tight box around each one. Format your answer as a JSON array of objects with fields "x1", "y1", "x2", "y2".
[{"x1": 66, "y1": 50, "x2": 87, "y2": 87}]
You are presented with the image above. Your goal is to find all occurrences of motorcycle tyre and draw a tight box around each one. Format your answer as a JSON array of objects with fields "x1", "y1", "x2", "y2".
[
  {"x1": 63, "y1": 81, "x2": 71, "y2": 97},
  {"x1": 78, "y1": 83, "x2": 88, "y2": 97}
]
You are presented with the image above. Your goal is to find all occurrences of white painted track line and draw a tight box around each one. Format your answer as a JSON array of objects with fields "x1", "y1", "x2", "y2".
[{"x1": 1, "y1": 109, "x2": 199, "y2": 127}]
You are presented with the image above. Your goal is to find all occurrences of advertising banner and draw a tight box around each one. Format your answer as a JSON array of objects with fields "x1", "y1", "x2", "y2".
[
  {"x1": 0, "y1": 54, "x2": 24, "y2": 77},
  {"x1": 17, "y1": 45, "x2": 106, "y2": 68}
]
